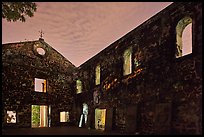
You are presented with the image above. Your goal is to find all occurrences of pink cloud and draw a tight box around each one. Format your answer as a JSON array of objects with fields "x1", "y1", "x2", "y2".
[{"x1": 2, "y1": 2, "x2": 172, "y2": 67}]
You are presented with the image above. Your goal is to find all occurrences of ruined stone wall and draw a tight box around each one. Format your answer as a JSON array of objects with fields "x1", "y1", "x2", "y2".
[
  {"x1": 76, "y1": 2, "x2": 202, "y2": 135},
  {"x1": 2, "y1": 39, "x2": 76, "y2": 128}
]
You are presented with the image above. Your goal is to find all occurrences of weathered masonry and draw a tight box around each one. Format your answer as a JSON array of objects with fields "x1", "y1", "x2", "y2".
[
  {"x1": 2, "y1": 2, "x2": 202, "y2": 135},
  {"x1": 2, "y1": 38, "x2": 76, "y2": 128},
  {"x1": 74, "y1": 2, "x2": 202, "y2": 135}
]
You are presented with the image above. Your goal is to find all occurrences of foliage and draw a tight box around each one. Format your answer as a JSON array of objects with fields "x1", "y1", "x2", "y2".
[
  {"x1": 2, "y1": 2, "x2": 37, "y2": 22},
  {"x1": 32, "y1": 105, "x2": 40, "y2": 127}
]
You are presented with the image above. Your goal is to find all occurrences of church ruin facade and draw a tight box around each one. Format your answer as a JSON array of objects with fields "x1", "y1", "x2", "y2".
[{"x1": 2, "y1": 2, "x2": 202, "y2": 135}]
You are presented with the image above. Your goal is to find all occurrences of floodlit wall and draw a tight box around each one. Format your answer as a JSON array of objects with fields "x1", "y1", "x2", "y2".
[
  {"x1": 75, "y1": 2, "x2": 202, "y2": 135},
  {"x1": 2, "y1": 39, "x2": 76, "y2": 128}
]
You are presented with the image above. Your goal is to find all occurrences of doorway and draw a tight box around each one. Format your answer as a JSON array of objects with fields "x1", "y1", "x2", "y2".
[
  {"x1": 31, "y1": 105, "x2": 51, "y2": 128},
  {"x1": 79, "y1": 103, "x2": 88, "y2": 127},
  {"x1": 95, "y1": 108, "x2": 106, "y2": 131}
]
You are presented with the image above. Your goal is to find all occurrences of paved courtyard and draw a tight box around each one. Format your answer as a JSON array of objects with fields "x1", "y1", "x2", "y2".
[{"x1": 2, "y1": 126, "x2": 127, "y2": 135}]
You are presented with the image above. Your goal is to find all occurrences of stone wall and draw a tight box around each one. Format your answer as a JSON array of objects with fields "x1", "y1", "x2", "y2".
[
  {"x1": 2, "y1": 39, "x2": 76, "y2": 128},
  {"x1": 2, "y1": 2, "x2": 202, "y2": 135},
  {"x1": 75, "y1": 2, "x2": 202, "y2": 135}
]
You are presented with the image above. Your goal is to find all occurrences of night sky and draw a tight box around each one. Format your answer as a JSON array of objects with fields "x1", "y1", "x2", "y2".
[{"x1": 2, "y1": 2, "x2": 172, "y2": 67}]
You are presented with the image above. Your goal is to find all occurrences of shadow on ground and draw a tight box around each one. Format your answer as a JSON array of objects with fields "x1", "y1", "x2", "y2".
[{"x1": 2, "y1": 127, "x2": 127, "y2": 135}]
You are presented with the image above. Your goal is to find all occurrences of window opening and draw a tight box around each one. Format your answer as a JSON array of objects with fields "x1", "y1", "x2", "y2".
[
  {"x1": 123, "y1": 48, "x2": 132, "y2": 75},
  {"x1": 35, "y1": 78, "x2": 46, "y2": 93},
  {"x1": 6, "y1": 111, "x2": 16, "y2": 123},
  {"x1": 176, "y1": 17, "x2": 192, "y2": 58},
  {"x1": 60, "y1": 111, "x2": 70, "y2": 122},
  {"x1": 95, "y1": 65, "x2": 100, "y2": 85},
  {"x1": 76, "y1": 80, "x2": 82, "y2": 94}
]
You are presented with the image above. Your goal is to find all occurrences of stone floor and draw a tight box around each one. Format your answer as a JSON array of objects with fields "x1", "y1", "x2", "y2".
[{"x1": 2, "y1": 126, "x2": 128, "y2": 135}]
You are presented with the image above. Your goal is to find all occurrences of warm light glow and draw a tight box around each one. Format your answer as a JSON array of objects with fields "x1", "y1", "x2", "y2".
[
  {"x1": 60, "y1": 111, "x2": 69, "y2": 122},
  {"x1": 76, "y1": 80, "x2": 82, "y2": 94},
  {"x1": 40, "y1": 106, "x2": 48, "y2": 127},
  {"x1": 35, "y1": 78, "x2": 46, "y2": 93},
  {"x1": 48, "y1": 105, "x2": 51, "y2": 127},
  {"x1": 95, "y1": 65, "x2": 100, "y2": 85},
  {"x1": 7, "y1": 111, "x2": 16, "y2": 123},
  {"x1": 43, "y1": 80, "x2": 47, "y2": 92},
  {"x1": 103, "y1": 78, "x2": 118, "y2": 90},
  {"x1": 31, "y1": 105, "x2": 48, "y2": 128},
  {"x1": 123, "y1": 48, "x2": 132, "y2": 75},
  {"x1": 95, "y1": 108, "x2": 106, "y2": 131},
  {"x1": 44, "y1": 106, "x2": 46, "y2": 126}
]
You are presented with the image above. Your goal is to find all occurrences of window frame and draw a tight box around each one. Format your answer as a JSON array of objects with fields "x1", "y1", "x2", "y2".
[
  {"x1": 60, "y1": 111, "x2": 70, "y2": 122},
  {"x1": 175, "y1": 16, "x2": 193, "y2": 58},
  {"x1": 123, "y1": 47, "x2": 132, "y2": 76},
  {"x1": 34, "y1": 78, "x2": 47, "y2": 93},
  {"x1": 95, "y1": 64, "x2": 100, "y2": 85},
  {"x1": 76, "y1": 79, "x2": 82, "y2": 94},
  {"x1": 6, "y1": 110, "x2": 17, "y2": 124}
]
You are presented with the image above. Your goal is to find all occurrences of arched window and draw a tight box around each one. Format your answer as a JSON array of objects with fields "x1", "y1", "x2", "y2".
[
  {"x1": 95, "y1": 65, "x2": 100, "y2": 85},
  {"x1": 175, "y1": 17, "x2": 192, "y2": 58},
  {"x1": 76, "y1": 80, "x2": 82, "y2": 94},
  {"x1": 123, "y1": 47, "x2": 132, "y2": 75},
  {"x1": 79, "y1": 103, "x2": 88, "y2": 127}
]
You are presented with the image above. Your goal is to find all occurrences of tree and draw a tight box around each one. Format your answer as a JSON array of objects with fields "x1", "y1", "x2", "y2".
[{"x1": 2, "y1": 2, "x2": 37, "y2": 22}]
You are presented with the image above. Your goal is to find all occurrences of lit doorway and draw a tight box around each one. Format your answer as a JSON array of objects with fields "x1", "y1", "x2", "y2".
[
  {"x1": 79, "y1": 103, "x2": 88, "y2": 128},
  {"x1": 31, "y1": 105, "x2": 51, "y2": 128},
  {"x1": 95, "y1": 108, "x2": 106, "y2": 131}
]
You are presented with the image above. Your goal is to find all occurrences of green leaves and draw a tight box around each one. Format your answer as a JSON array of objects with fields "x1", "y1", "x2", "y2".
[
  {"x1": 2, "y1": 2, "x2": 37, "y2": 22},
  {"x1": 31, "y1": 105, "x2": 40, "y2": 127}
]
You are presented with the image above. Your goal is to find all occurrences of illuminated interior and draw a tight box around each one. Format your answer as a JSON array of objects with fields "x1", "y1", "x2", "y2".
[
  {"x1": 79, "y1": 103, "x2": 88, "y2": 127},
  {"x1": 60, "y1": 111, "x2": 69, "y2": 122},
  {"x1": 95, "y1": 108, "x2": 106, "y2": 131},
  {"x1": 76, "y1": 80, "x2": 82, "y2": 94},
  {"x1": 31, "y1": 105, "x2": 49, "y2": 128},
  {"x1": 95, "y1": 65, "x2": 100, "y2": 85},
  {"x1": 123, "y1": 48, "x2": 132, "y2": 76},
  {"x1": 40, "y1": 106, "x2": 48, "y2": 127},
  {"x1": 79, "y1": 114, "x2": 83, "y2": 127},
  {"x1": 176, "y1": 17, "x2": 192, "y2": 58},
  {"x1": 6, "y1": 111, "x2": 16, "y2": 123},
  {"x1": 48, "y1": 106, "x2": 51, "y2": 127},
  {"x1": 34, "y1": 78, "x2": 47, "y2": 93},
  {"x1": 83, "y1": 103, "x2": 88, "y2": 123}
]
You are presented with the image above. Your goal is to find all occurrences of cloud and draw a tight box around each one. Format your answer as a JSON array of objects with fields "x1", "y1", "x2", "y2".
[{"x1": 2, "y1": 2, "x2": 172, "y2": 67}]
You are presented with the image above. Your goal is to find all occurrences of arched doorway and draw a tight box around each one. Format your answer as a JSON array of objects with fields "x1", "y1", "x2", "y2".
[{"x1": 79, "y1": 103, "x2": 88, "y2": 128}]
